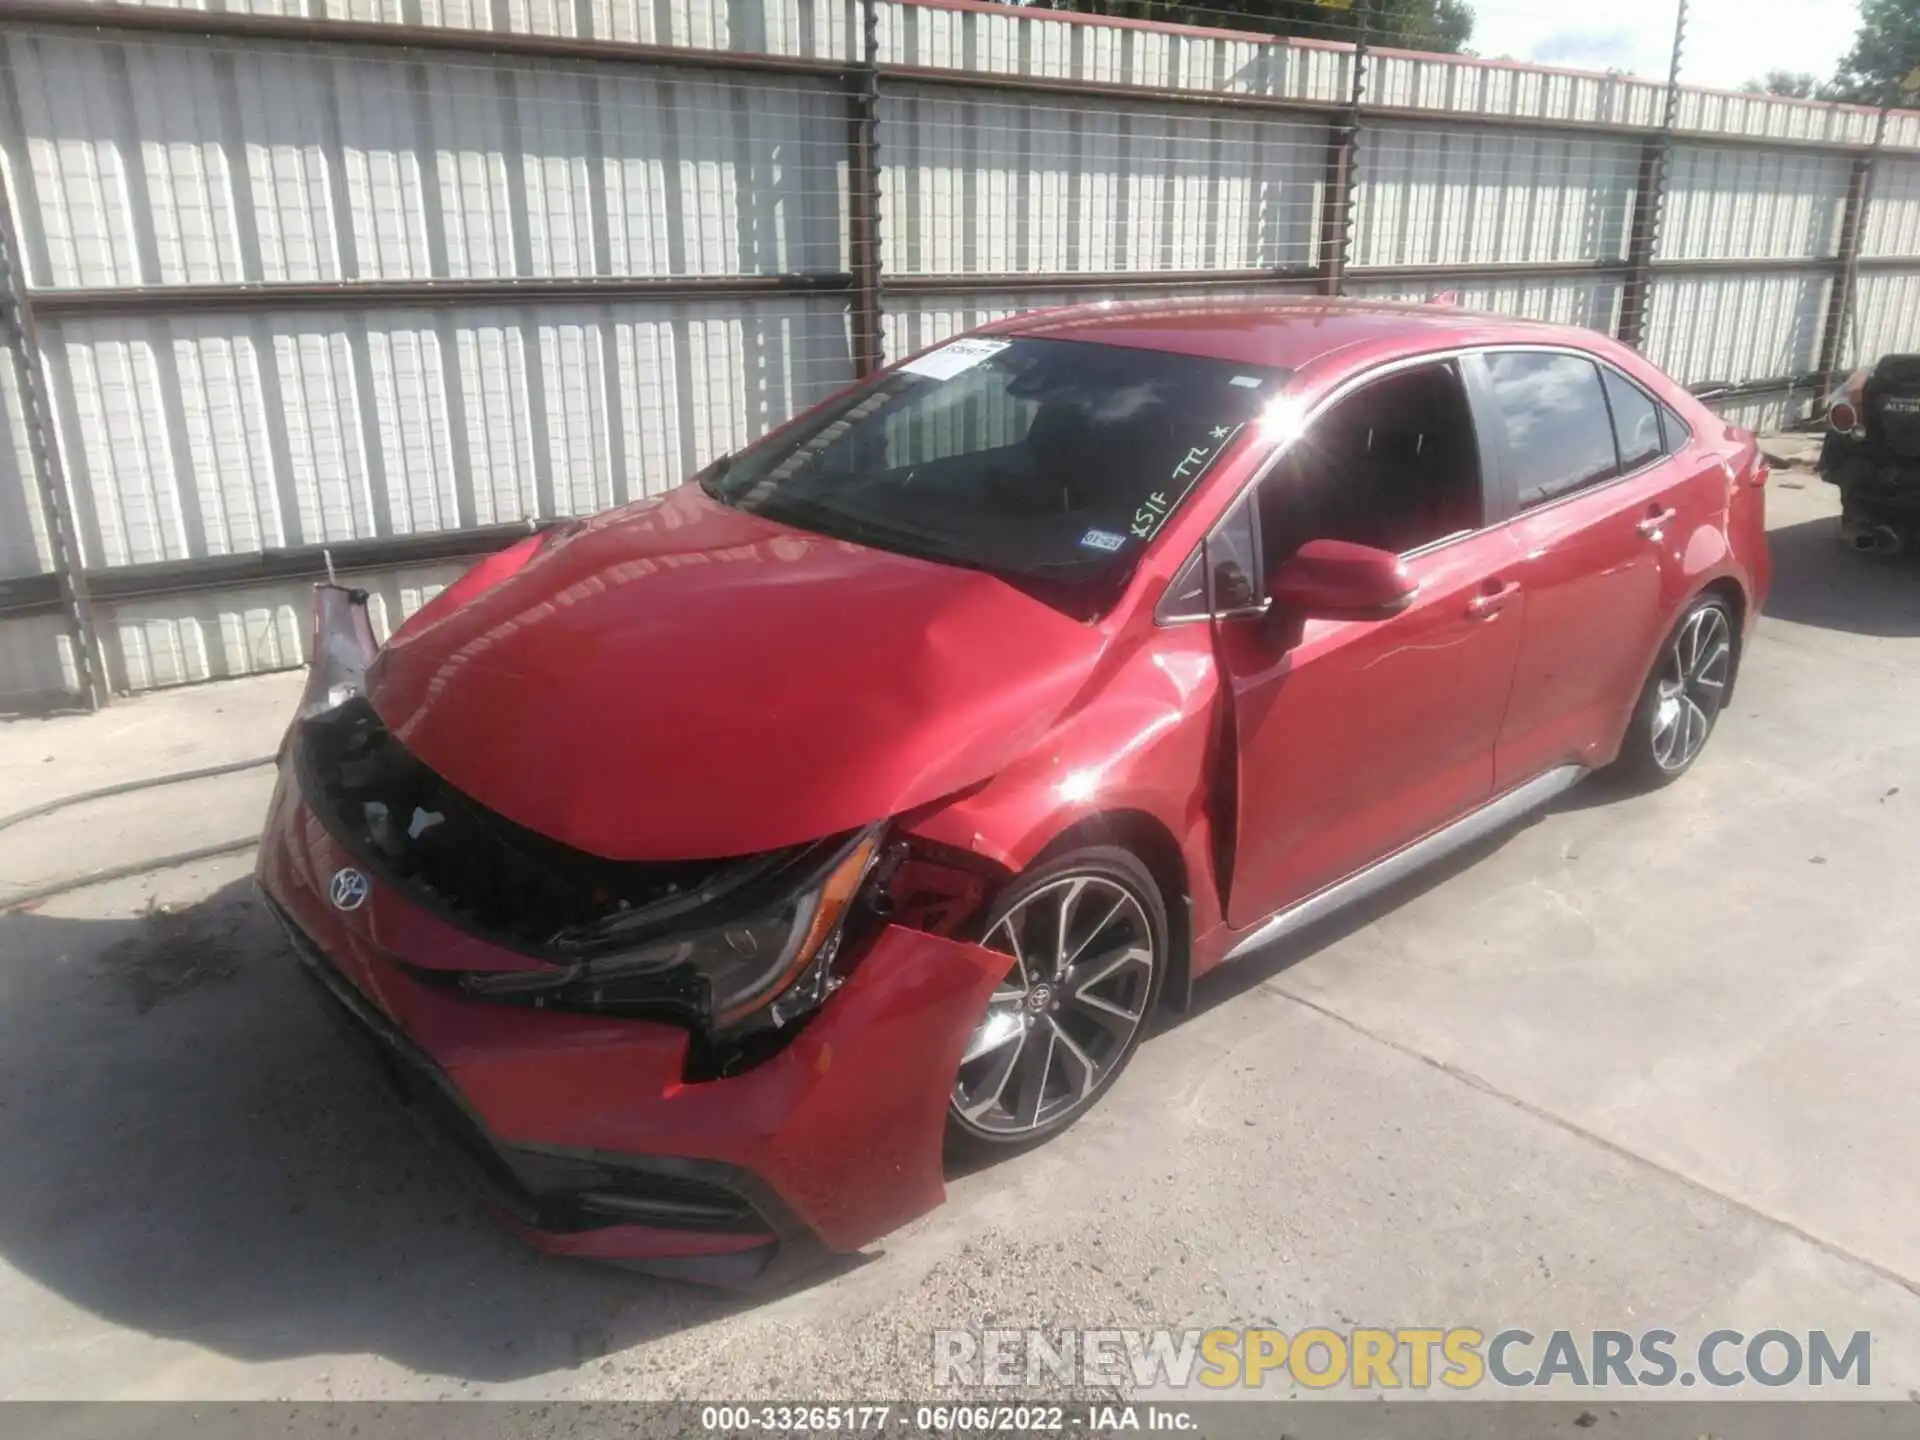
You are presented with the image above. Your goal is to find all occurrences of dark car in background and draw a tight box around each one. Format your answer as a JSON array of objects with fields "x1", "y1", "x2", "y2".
[{"x1": 257, "y1": 297, "x2": 1772, "y2": 1286}]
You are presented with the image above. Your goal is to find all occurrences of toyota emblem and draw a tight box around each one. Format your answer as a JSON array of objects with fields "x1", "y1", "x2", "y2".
[{"x1": 329, "y1": 867, "x2": 371, "y2": 912}]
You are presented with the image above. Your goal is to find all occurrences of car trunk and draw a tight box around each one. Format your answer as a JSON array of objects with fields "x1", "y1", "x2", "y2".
[{"x1": 1865, "y1": 356, "x2": 1920, "y2": 461}]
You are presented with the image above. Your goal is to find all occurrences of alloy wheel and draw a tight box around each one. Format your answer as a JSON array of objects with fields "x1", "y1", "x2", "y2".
[
  {"x1": 1651, "y1": 604, "x2": 1731, "y2": 772},
  {"x1": 951, "y1": 874, "x2": 1158, "y2": 1137}
]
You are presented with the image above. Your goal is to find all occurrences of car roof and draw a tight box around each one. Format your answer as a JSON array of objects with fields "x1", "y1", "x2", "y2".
[{"x1": 982, "y1": 294, "x2": 1584, "y2": 375}]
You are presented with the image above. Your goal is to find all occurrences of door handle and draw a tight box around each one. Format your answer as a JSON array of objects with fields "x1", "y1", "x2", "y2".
[
  {"x1": 1637, "y1": 507, "x2": 1677, "y2": 537},
  {"x1": 1466, "y1": 580, "x2": 1521, "y2": 619}
]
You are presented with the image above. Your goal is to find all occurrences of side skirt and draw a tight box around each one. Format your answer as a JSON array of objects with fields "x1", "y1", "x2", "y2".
[{"x1": 1221, "y1": 764, "x2": 1588, "y2": 965}]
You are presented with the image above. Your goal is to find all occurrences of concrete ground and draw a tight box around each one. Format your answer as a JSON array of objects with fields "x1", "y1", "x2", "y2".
[{"x1": 1, "y1": 468, "x2": 1917, "y2": 1409}]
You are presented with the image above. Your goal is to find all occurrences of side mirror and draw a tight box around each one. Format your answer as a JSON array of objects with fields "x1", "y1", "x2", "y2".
[
  {"x1": 1268, "y1": 539, "x2": 1417, "y2": 622},
  {"x1": 1211, "y1": 556, "x2": 1261, "y2": 614}
]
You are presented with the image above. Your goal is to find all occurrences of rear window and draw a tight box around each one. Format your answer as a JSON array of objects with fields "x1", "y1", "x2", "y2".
[
  {"x1": 1481, "y1": 352, "x2": 1619, "y2": 509},
  {"x1": 1603, "y1": 367, "x2": 1664, "y2": 473},
  {"x1": 704, "y1": 337, "x2": 1288, "y2": 618}
]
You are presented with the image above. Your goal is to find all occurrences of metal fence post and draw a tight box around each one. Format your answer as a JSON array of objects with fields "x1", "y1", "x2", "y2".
[
  {"x1": 847, "y1": 0, "x2": 885, "y2": 375},
  {"x1": 1816, "y1": 102, "x2": 1890, "y2": 406},
  {"x1": 1318, "y1": 9, "x2": 1369, "y2": 296},
  {"x1": 0, "y1": 168, "x2": 107, "y2": 709},
  {"x1": 1618, "y1": 0, "x2": 1687, "y2": 351}
]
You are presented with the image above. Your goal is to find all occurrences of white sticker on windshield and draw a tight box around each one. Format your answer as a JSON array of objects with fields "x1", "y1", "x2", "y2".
[
  {"x1": 1229, "y1": 375, "x2": 1264, "y2": 388},
  {"x1": 900, "y1": 337, "x2": 1012, "y2": 381},
  {"x1": 1079, "y1": 528, "x2": 1126, "y2": 553}
]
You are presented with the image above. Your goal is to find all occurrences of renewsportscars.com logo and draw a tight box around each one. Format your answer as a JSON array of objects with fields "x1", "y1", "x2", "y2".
[{"x1": 933, "y1": 1328, "x2": 1872, "y2": 1392}]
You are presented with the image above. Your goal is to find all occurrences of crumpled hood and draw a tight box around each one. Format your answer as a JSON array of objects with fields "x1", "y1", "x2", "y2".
[{"x1": 366, "y1": 484, "x2": 1109, "y2": 861}]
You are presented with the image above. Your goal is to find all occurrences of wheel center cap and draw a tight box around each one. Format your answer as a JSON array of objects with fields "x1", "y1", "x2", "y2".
[{"x1": 1026, "y1": 984, "x2": 1053, "y2": 1014}]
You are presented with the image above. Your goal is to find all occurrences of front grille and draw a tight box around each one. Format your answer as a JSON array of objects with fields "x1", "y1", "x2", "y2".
[
  {"x1": 271, "y1": 896, "x2": 776, "y2": 1238},
  {"x1": 296, "y1": 699, "x2": 783, "y2": 954}
]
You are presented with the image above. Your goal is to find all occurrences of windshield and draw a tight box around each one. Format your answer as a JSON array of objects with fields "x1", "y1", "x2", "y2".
[{"x1": 702, "y1": 337, "x2": 1288, "y2": 618}]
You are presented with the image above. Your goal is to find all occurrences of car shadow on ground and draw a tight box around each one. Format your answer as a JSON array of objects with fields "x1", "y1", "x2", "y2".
[
  {"x1": 0, "y1": 879, "x2": 867, "y2": 1386},
  {"x1": 1761, "y1": 513, "x2": 1920, "y2": 637},
  {"x1": 946, "y1": 786, "x2": 1604, "y2": 1186},
  {"x1": 1155, "y1": 826, "x2": 1524, "y2": 1032}
]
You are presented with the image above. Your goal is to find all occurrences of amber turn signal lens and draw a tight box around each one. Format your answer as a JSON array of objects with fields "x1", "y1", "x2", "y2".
[
  {"x1": 712, "y1": 831, "x2": 882, "y2": 1027},
  {"x1": 791, "y1": 832, "x2": 883, "y2": 973}
]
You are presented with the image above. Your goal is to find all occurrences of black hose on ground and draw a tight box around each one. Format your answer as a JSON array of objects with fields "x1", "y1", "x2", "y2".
[
  {"x1": 0, "y1": 837, "x2": 260, "y2": 910},
  {"x1": 0, "y1": 755, "x2": 277, "y2": 835},
  {"x1": 0, "y1": 755, "x2": 278, "y2": 907}
]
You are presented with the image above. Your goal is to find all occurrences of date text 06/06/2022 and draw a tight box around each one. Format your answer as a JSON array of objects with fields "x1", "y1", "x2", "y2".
[{"x1": 697, "y1": 1404, "x2": 1197, "y2": 1433}]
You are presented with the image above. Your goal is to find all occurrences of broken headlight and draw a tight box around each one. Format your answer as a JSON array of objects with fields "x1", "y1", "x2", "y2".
[
  {"x1": 463, "y1": 828, "x2": 883, "y2": 1032},
  {"x1": 298, "y1": 584, "x2": 379, "y2": 721}
]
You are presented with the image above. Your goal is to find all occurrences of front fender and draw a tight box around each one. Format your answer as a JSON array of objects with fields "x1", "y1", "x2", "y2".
[{"x1": 898, "y1": 627, "x2": 1225, "y2": 935}]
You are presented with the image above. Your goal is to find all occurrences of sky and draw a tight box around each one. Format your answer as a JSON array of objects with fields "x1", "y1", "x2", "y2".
[{"x1": 1464, "y1": 0, "x2": 1860, "y2": 93}]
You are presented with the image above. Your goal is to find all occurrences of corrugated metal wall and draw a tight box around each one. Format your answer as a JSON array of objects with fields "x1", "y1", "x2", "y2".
[
  {"x1": 1348, "y1": 274, "x2": 1625, "y2": 335},
  {"x1": 1351, "y1": 129, "x2": 1638, "y2": 269},
  {"x1": 878, "y1": 87, "x2": 1325, "y2": 276},
  {"x1": 7, "y1": 34, "x2": 850, "y2": 289},
  {"x1": 4, "y1": 0, "x2": 1920, "y2": 706},
  {"x1": 52, "y1": 0, "x2": 860, "y2": 58},
  {"x1": 40, "y1": 300, "x2": 850, "y2": 559},
  {"x1": 0, "y1": 16, "x2": 858, "y2": 702},
  {"x1": 1862, "y1": 158, "x2": 1920, "y2": 259},
  {"x1": 877, "y1": 1, "x2": 1354, "y2": 103},
  {"x1": 1658, "y1": 146, "x2": 1850, "y2": 261},
  {"x1": 1643, "y1": 270, "x2": 1833, "y2": 390}
]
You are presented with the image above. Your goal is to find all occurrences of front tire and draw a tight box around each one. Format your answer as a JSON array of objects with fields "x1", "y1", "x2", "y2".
[
  {"x1": 1614, "y1": 594, "x2": 1735, "y2": 788},
  {"x1": 946, "y1": 846, "x2": 1166, "y2": 1156}
]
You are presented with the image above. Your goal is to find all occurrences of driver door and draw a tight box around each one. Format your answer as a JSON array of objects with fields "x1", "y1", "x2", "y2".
[{"x1": 1207, "y1": 360, "x2": 1529, "y2": 930}]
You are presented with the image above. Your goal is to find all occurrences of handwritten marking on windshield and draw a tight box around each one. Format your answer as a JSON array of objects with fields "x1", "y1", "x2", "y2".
[
  {"x1": 1130, "y1": 424, "x2": 1247, "y2": 543},
  {"x1": 1129, "y1": 493, "x2": 1173, "y2": 540},
  {"x1": 1169, "y1": 448, "x2": 1208, "y2": 486}
]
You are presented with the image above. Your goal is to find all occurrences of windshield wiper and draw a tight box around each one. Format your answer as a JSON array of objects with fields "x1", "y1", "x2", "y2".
[{"x1": 756, "y1": 497, "x2": 978, "y2": 565}]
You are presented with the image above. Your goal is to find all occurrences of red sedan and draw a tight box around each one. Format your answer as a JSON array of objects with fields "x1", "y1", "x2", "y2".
[{"x1": 257, "y1": 298, "x2": 1771, "y2": 1285}]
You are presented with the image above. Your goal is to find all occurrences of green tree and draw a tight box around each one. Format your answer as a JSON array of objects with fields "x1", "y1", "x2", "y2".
[
  {"x1": 997, "y1": 0, "x2": 1474, "y2": 53},
  {"x1": 1741, "y1": 69, "x2": 1821, "y2": 99},
  {"x1": 1827, "y1": 0, "x2": 1920, "y2": 104}
]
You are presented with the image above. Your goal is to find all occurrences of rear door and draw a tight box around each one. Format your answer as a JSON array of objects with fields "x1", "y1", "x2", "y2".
[{"x1": 1472, "y1": 350, "x2": 1693, "y2": 789}]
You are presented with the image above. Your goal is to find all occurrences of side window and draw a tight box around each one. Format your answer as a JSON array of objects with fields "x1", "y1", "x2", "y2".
[
  {"x1": 1661, "y1": 404, "x2": 1693, "y2": 452},
  {"x1": 1481, "y1": 352, "x2": 1619, "y2": 509},
  {"x1": 1160, "y1": 547, "x2": 1208, "y2": 621},
  {"x1": 1157, "y1": 491, "x2": 1260, "y2": 622},
  {"x1": 1206, "y1": 495, "x2": 1262, "y2": 614},
  {"x1": 1602, "y1": 367, "x2": 1665, "y2": 473},
  {"x1": 1258, "y1": 362, "x2": 1483, "y2": 565}
]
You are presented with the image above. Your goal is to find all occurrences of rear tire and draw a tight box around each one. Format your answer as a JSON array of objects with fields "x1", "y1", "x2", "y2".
[
  {"x1": 1613, "y1": 593, "x2": 1736, "y2": 789},
  {"x1": 946, "y1": 846, "x2": 1166, "y2": 1158}
]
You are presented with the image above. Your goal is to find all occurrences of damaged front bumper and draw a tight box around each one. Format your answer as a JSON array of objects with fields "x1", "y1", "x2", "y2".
[{"x1": 256, "y1": 765, "x2": 1006, "y2": 1284}]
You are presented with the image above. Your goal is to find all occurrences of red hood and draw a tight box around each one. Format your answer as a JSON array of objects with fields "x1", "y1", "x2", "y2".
[{"x1": 366, "y1": 485, "x2": 1108, "y2": 860}]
